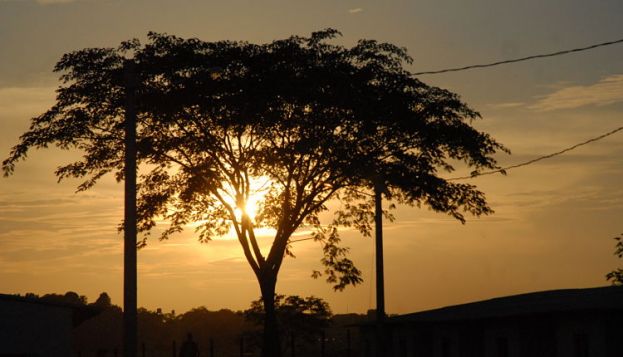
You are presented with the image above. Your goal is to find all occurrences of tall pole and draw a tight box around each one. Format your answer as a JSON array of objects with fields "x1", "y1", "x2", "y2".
[
  {"x1": 374, "y1": 178, "x2": 386, "y2": 356},
  {"x1": 123, "y1": 59, "x2": 138, "y2": 357}
]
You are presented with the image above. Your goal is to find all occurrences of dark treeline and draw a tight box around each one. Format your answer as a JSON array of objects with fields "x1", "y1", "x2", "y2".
[{"x1": 17, "y1": 291, "x2": 365, "y2": 357}]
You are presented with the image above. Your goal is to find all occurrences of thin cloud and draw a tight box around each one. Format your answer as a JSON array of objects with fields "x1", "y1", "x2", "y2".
[
  {"x1": 37, "y1": 0, "x2": 76, "y2": 3},
  {"x1": 531, "y1": 74, "x2": 623, "y2": 111},
  {"x1": 487, "y1": 102, "x2": 525, "y2": 109},
  {"x1": 0, "y1": 86, "x2": 55, "y2": 116},
  {"x1": 348, "y1": 8, "x2": 363, "y2": 14},
  {"x1": 0, "y1": 0, "x2": 79, "y2": 4}
]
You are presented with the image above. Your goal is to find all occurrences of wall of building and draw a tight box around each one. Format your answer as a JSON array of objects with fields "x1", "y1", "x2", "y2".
[
  {"x1": 369, "y1": 311, "x2": 623, "y2": 357},
  {"x1": 0, "y1": 299, "x2": 74, "y2": 356}
]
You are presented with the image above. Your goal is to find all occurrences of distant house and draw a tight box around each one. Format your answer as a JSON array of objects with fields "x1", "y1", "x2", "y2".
[
  {"x1": 360, "y1": 286, "x2": 623, "y2": 357},
  {"x1": 0, "y1": 294, "x2": 98, "y2": 357}
]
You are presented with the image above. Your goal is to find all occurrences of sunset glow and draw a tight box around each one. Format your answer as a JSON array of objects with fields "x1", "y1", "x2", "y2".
[{"x1": 1, "y1": 0, "x2": 622, "y2": 318}]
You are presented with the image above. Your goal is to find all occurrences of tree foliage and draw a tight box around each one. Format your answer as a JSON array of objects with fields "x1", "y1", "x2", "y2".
[
  {"x1": 20, "y1": 291, "x2": 89, "y2": 306},
  {"x1": 93, "y1": 292, "x2": 112, "y2": 308},
  {"x1": 245, "y1": 295, "x2": 332, "y2": 355},
  {"x1": 245, "y1": 295, "x2": 332, "y2": 336},
  {"x1": 606, "y1": 233, "x2": 623, "y2": 285},
  {"x1": 3, "y1": 29, "x2": 507, "y2": 357}
]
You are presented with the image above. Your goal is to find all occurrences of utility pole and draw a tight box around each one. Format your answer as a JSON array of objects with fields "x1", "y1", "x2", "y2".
[
  {"x1": 374, "y1": 177, "x2": 386, "y2": 357},
  {"x1": 123, "y1": 59, "x2": 138, "y2": 357}
]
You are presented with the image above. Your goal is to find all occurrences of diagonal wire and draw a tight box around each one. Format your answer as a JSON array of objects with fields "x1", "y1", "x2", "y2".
[
  {"x1": 414, "y1": 37, "x2": 623, "y2": 75},
  {"x1": 289, "y1": 237, "x2": 315, "y2": 244},
  {"x1": 448, "y1": 125, "x2": 623, "y2": 181}
]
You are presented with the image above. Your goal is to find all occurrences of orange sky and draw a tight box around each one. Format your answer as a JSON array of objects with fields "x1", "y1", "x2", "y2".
[{"x1": 1, "y1": 0, "x2": 623, "y2": 315}]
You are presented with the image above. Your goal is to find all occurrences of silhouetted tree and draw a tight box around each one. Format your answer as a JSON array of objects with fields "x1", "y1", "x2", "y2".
[
  {"x1": 606, "y1": 233, "x2": 623, "y2": 285},
  {"x1": 93, "y1": 292, "x2": 112, "y2": 308},
  {"x1": 174, "y1": 307, "x2": 252, "y2": 355},
  {"x1": 246, "y1": 295, "x2": 332, "y2": 355},
  {"x1": 3, "y1": 29, "x2": 506, "y2": 357},
  {"x1": 37, "y1": 291, "x2": 88, "y2": 305}
]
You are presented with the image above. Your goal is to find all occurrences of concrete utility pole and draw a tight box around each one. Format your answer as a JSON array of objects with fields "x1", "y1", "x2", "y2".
[
  {"x1": 123, "y1": 59, "x2": 138, "y2": 357},
  {"x1": 374, "y1": 177, "x2": 386, "y2": 356}
]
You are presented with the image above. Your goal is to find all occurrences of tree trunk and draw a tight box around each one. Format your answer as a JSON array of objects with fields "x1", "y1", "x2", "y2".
[{"x1": 260, "y1": 277, "x2": 280, "y2": 357}]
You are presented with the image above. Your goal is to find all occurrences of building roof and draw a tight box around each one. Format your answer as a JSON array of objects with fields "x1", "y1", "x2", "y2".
[
  {"x1": 387, "y1": 286, "x2": 623, "y2": 324},
  {"x1": 0, "y1": 293, "x2": 101, "y2": 326}
]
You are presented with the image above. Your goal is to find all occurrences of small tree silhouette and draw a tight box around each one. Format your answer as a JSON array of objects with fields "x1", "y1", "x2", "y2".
[
  {"x1": 606, "y1": 233, "x2": 623, "y2": 285},
  {"x1": 245, "y1": 295, "x2": 332, "y2": 356},
  {"x1": 93, "y1": 292, "x2": 112, "y2": 308},
  {"x1": 246, "y1": 295, "x2": 331, "y2": 334},
  {"x1": 3, "y1": 30, "x2": 507, "y2": 357}
]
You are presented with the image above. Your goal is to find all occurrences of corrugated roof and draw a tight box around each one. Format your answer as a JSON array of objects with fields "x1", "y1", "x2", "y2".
[{"x1": 387, "y1": 286, "x2": 623, "y2": 323}]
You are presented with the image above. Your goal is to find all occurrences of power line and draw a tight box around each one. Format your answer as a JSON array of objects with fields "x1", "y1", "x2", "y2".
[
  {"x1": 449, "y1": 125, "x2": 623, "y2": 181},
  {"x1": 290, "y1": 237, "x2": 315, "y2": 244},
  {"x1": 414, "y1": 37, "x2": 623, "y2": 75}
]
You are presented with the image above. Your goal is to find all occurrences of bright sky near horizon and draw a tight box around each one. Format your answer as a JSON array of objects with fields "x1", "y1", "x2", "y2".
[{"x1": 1, "y1": 0, "x2": 623, "y2": 315}]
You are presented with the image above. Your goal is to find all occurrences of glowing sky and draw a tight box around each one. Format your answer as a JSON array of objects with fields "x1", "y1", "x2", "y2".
[{"x1": 1, "y1": 0, "x2": 623, "y2": 315}]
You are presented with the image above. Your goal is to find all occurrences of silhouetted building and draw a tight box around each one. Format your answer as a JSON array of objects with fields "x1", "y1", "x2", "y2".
[
  {"x1": 360, "y1": 286, "x2": 623, "y2": 357},
  {"x1": 0, "y1": 293, "x2": 98, "y2": 356}
]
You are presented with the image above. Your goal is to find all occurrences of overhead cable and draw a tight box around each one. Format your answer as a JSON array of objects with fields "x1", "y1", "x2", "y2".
[
  {"x1": 414, "y1": 37, "x2": 623, "y2": 75},
  {"x1": 449, "y1": 125, "x2": 623, "y2": 181}
]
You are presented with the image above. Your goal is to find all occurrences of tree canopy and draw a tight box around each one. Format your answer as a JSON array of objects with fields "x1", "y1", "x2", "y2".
[{"x1": 3, "y1": 29, "x2": 507, "y2": 357}]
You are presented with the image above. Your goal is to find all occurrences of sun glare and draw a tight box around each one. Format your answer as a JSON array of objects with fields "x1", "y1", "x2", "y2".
[
  {"x1": 218, "y1": 176, "x2": 274, "y2": 240},
  {"x1": 238, "y1": 191, "x2": 263, "y2": 221},
  {"x1": 172, "y1": 176, "x2": 275, "y2": 241},
  {"x1": 223, "y1": 176, "x2": 269, "y2": 223}
]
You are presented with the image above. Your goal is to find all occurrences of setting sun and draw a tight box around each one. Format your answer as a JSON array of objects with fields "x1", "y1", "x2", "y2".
[
  {"x1": 223, "y1": 176, "x2": 270, "y2": 223},
  {"x1": 234, "y1": 194, "x2": 261, "y2": 222},
  {"x1": 184, "y1": 176, "x2": 272, "y2": 240}
]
